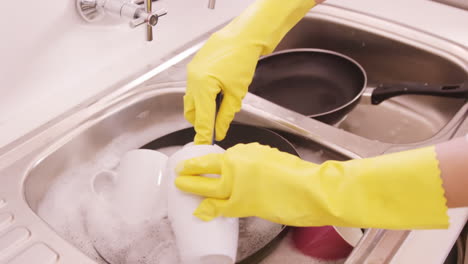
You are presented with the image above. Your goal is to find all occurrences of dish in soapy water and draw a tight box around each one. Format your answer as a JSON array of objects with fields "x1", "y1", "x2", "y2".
[
  {"x1": 166, "y1": 143, "x2": 238, "y2": 264},
  {"x1": 86, "y1": 156, "x2": 285, "y2": 263},
  {"x1": 141, "y1": 123, "x2": 300, "y2": 263},
  {"x1": 36, "y1": 124, "x2": 295, "y2": 264}
]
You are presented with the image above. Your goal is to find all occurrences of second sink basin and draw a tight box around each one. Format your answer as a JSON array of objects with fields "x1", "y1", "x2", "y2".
[{"x1": 264, "y1": 8, "x2": 467, "y2": 144}]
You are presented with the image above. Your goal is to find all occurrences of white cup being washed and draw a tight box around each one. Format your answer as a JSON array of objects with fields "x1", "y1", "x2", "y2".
[{"x1": 167, "y1": 144, "x2": 239, "y2": 264}]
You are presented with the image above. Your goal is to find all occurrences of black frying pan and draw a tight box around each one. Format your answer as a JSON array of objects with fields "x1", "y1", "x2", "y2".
[
  {"x1": 141, "y1": 123, "x2": 299, "y2": 264},
  {"x1": 142, "y1": 123, "x2": 298, "y2": 156},
  {"x1": 248, "y1": 48, "x2": 468, "y2": 125}
]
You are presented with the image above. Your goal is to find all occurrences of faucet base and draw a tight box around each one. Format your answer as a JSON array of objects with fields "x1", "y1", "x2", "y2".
[
  {"x1": 76, "y1": 0, "x2": 105, "y2": 22},
  {"x1": 76, "y1": 0, "x2": 167, "y2": 42}
]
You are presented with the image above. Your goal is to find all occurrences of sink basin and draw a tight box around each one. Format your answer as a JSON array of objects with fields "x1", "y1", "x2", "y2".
[
  {"x1": 0, "y1": 4, "x2": 467, "y2": 264},
  {"x1": 20, "y1": 88, "x2": 354, "y2": 264},
  {"x1": 270, "y1": 10, "x2": 467, "y2": 144}
]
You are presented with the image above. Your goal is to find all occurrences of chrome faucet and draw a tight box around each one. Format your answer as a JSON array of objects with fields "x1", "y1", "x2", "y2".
[
  {"x1": 76, "y1": 0, "x2": 168, "y2": 41},
  {"x1": 208, "y1": 0, "x2": 216, "y2": 9}
]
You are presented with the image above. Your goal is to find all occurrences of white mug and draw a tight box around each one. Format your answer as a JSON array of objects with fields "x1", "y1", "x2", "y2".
[
  {"x1": 167, "y1": 144, "x2": 239, "y2": 264},
  {"x1": 113, "y1": 149, "x2": 169, "y2": 222},
  {"x1": 87, "y1": 149, "x2": 172, "y2": 263},
  {"x1": 91, "y1": 149, "x2": 169, "y2": 224}
]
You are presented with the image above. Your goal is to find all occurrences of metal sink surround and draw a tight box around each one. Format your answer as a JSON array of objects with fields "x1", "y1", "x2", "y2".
[
  {"x1": 274, "y1": 12, "x2": 467, "y2": 144},
  {"x1": 0, "y1": 4, "x2": 467, "y2": 264},
  {"x1": 431, "y1": 0, "x2": 468, "y2": 11}
]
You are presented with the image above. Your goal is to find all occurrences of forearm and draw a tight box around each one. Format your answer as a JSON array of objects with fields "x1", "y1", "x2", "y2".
[
  {"x1": 313, "y1": 146, "x2": 449, "y2": 229},
  {"x1": 219, "y1": 0, "x2": 319, "y2": 54},
  {"x1": 312, "y1": 136, "x2": 468, "y2": 228},
  {"x1": 437, "y1": 135, "x2": 468, "y2": 208}
]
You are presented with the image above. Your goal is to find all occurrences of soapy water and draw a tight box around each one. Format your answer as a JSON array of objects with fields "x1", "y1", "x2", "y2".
[
  {"x1": 37, "y1": 118, "x2": 184, "y2": 264},
  {"x1": 238, "y1": 217, "x2": 283, "y2": 260},
  {"x1": 37, "y1": 123, "x2": 284, "y2": 264}
]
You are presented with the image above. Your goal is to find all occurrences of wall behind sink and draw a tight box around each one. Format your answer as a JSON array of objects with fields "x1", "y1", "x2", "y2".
[{"x1": 0, "y1": 0, "x2": 254, "y2": 148}]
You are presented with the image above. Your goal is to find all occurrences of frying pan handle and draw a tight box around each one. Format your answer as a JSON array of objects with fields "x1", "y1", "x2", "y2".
[{"x1": 371, "y1": 82, "x2": 468, "y2": 105}]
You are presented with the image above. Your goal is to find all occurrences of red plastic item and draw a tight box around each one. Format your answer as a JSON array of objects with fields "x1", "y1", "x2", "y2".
[{"x1": 291, "y1": 226, "x2": 354, "y2": 260}]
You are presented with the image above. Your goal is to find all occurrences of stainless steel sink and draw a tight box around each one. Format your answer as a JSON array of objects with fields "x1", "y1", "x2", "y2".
[
  {"x1": 0, "y1": 4, "x2": 467, "y2": 264},
  {"x1": 273, "y1": 10, "x2": 467, "y2": 144}
]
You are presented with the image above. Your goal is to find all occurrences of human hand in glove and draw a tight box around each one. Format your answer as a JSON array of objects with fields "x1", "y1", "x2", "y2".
[
  {"x1": 184, "y1": 0, "x2": 322, "y2": 144},
  {"x1": 176, "y1": 136, "x2": 468, "y2": 229}
]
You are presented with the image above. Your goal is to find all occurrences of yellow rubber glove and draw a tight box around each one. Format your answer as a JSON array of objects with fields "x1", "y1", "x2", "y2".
[
  {"x1": 176, "y1": 143, "x2": 449, "y2": 229},
  {"x1": 184, "y1": 0, "x2": 317, "y2": 144}
]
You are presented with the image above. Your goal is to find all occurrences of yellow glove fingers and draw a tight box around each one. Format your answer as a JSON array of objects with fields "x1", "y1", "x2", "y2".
[
  {"x1": 175, "y1": 176, "x2": 228, "y2": 199},
  {"x1": 183, "y1": 93, "x2": 196, "y2": 125},
  {"x1": 176, "y1": 153, "x2": 233, "y2": 199},
  {"x1": 177, "y1": 153, "x2": 223, "y2": 175},
  {"x1": 190, "y1": 77, "x2": 220, "y2": 145},
  {"x1": 194, "y1": 198, "x2": 228, "y2": 221},
  {"x1": 215, "y1": 93, "x2": 242, "y2": 141}
]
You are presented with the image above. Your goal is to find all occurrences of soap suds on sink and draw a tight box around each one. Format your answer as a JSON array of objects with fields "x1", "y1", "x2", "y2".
[
  {"x1": 237, "y1": 217, "x2": 283, "y2": 260},
  {"x1": 36, "y1": 123, "x2": 327, "y2": 264},
  {"x1": 37, "y1": 129, "x2": 182, "y2": 264}
]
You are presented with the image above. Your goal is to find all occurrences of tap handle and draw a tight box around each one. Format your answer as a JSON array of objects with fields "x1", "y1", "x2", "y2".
[
  {"x1": 145, "y1": 0, "x2": 152, "y2": 41},
  {"x1": 146, "y1": 9, "x2": 168, "y2": 41},
  {"x1": 129, "y1": 9, "x2": 167, "y2": 28},
  {"x1": 130, "y1": 17, "x2": 146, "y2": 28},
  {"x1": 133, "y1": 0, "x2": 157, "y2": 5},
  {"x1": 145, "y1": 0, "x2": 152, "y2": 11},
  {"x1": 129, "y1": 0, "x2": 166, "y2": 41},
  {"x1": 76, "y1": 0, "x2": 166, "y2": 41},
  {"x1": 208, "y1": 0, "x2": 216, "y2": 9}
]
